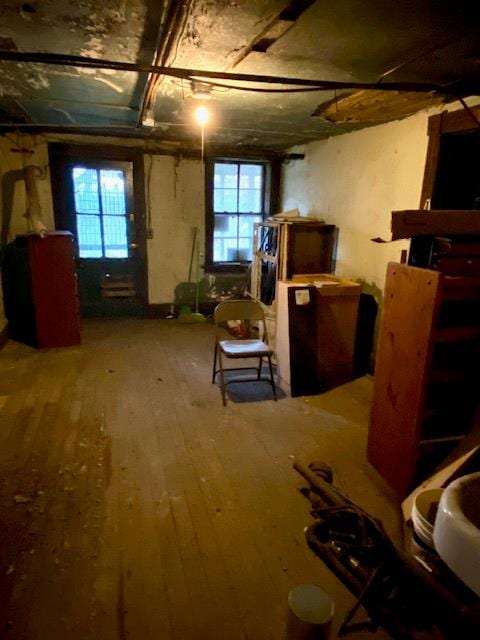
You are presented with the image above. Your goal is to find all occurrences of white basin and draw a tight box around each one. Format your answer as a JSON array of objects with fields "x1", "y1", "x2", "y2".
[{"x1": 433, "y1": 472, "x2": 480, "y2": 596}]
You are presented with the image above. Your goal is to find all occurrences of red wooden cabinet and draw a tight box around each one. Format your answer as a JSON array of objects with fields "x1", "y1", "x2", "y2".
[{"x1": 3, "y1": 232, "x2": 80, "y2": 348}]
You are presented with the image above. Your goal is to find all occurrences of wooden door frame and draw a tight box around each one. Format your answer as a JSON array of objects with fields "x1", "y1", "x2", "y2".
[
  {"x1": 49, "y1": 143, "x2": 149, "y2": 310},
  {"x1": 420, "y1": 103, "x2": 480, "y2": 208}
]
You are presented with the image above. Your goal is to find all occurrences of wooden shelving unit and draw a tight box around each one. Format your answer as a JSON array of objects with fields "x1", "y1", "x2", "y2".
[
  {"x1": 250, "y1": 220, "x2": 337, "y2": 352},
  {"x1": 367, "y1": 262, "x2": 480, "y2": 498},
  {"x1": 250, "y1": 220, "x2": 337, "y2": 303},
  {"x1": 250, "y1": 220, "x2": 278, "y2": 307}
]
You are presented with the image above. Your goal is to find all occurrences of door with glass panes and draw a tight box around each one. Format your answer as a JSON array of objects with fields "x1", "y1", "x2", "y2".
[{"x1": 69, "y1": 160, "x2": 142, "y2": 316}]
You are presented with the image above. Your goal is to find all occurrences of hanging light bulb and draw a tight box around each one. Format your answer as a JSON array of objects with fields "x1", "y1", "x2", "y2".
[
  {"x1": 193, "y1": 105, "x2": 210, "y2": 162},
  {"x1": 194, "y1": 105, "x2": 209, "y2": 126}
]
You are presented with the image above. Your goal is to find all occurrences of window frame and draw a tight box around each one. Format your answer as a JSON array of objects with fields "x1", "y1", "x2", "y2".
[
  {"x1": 48, "y1": 143, "x2": 149, "y2": 308},
  {"x1": 420, "y1": 104, "x2": 480, "y2": 209},
  {"x1": 204, "y1": 157, "x2": 280, "y2": 273},
  {"x1": 71, "y1": 164, "x2": 131, "y2": 259}
]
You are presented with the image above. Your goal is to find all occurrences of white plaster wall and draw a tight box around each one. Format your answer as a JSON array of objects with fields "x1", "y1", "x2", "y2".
[
  {"x1": 0, "y1": 136, "x2": 55, "y2": 332},
  {"x1": 282, "y1": 151, "x2": 310, "y2": 215},
  {"x1": 146, "y1": 155, "x2": 205, "y2": 304},
  {"x1": 281, "y1": 99, "x2": 480, "y2": 294},
  {"x1": 281, "y1": 114, "x2": 431, "y2": 292}
]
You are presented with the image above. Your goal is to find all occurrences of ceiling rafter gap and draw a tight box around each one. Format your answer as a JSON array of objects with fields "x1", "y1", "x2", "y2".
[{"x1": 227, "y1": 0, "x2": 315, "y2": 71}]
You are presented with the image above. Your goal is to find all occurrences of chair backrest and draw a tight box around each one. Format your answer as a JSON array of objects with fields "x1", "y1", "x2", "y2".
[{"x1": 214, "y1": 299, "x2": 266, "y2": 324}]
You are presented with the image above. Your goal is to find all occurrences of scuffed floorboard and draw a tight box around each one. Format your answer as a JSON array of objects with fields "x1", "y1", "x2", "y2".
[{"x1": 0, "y1": 319, "x2": 398, "y2": 639}]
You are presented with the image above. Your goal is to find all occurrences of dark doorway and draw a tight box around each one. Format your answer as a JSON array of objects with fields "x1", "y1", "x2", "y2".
[
  {"x1": 432, "y1": 130, "x2": 480, "y2": 210},
  {"x1": 49, "y1": 145, "x2": 148, "y2": 317}
]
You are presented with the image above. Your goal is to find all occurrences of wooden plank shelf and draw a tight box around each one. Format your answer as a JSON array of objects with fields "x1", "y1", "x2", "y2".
[
  {"x1": 442, "y1": 276, "x2": 480, "y2": 301},
  {"x1": 434, "y1": 326, "x2": 480, "y2": 343},
  {"x1": 443, "y1": 276, "x2": 480, "y2": 287},
  {"x1": 391, "y1": 210, "x2": 480, "y2": 240},
  {"x1": 419, "y1": 435, "x2": 465, "y2": 445},
  {"x1": 428, "y1": 368, "x2": 468, "y2": 385}
]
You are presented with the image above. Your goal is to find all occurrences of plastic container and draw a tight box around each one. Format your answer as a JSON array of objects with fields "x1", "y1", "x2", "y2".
[
  {"x1": 412, "y1": 488, "x2": 443, "y2": 550},
  {"x1": 286, "y1": 584, "x2": 334, "y2": 639},
  {"x1": 433, "y1": 472, "x2": 480, "y2": 596}
]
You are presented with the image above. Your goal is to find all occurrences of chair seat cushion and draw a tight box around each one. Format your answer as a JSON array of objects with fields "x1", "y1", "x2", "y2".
[{"x1": 219, "y1": 339, "x2": 273, "y2": 358}]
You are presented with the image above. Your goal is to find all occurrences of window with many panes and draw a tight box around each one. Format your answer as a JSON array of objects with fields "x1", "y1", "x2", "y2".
[
  {"x1": 72, "y1": 166, "x2": 129, "y2": 258},
  {"x1": 209, "y1": 160, "x2": 266, "y2": 265}
]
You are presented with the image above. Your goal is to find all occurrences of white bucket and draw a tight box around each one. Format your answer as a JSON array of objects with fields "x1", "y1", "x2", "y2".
[{"x1": 412, "y1": 488, "x2": 443, "y2": 550}]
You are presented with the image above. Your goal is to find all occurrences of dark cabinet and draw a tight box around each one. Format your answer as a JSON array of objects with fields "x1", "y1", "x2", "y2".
[
  {"x1": 2, "y1": 232, "x2": 81, "y2": 348},
  {"x1": 276, "y1": 276, "x2": 361, "y2": 397}
]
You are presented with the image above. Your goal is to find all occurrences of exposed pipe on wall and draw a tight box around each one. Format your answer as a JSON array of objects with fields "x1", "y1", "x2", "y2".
[
  {"x1": 1, "y1": 169, "x2": 24, "y2": 248},
  {"x1": 24, "y1": 165, "x2": 48, "y2": 237}
]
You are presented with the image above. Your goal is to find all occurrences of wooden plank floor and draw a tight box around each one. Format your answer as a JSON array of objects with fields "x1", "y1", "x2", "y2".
[{"x1": 0, "y1": 319, "x2": 400, "y2": 640}]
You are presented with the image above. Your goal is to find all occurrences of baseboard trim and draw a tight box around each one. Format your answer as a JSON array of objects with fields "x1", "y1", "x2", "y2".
[
  {"x1": 146, "y1": 304, "x2": 173, "y2": 318},
  {"x1": 0, "y1": 323, "x2": 8, "y2": 351},
  {"x1": 147, "y1": 302, "x2": 217, "y2": 319}
]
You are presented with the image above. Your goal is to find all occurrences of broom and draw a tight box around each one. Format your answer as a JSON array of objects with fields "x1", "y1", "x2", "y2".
[
  {"x1": 177, "y1": 228, "x2": 197, "y2": 321},
  {"x1": 190, "y1": 230, "x2": 206, "y2": 322},
  {"x1": 178, "y1": 227, "x2": 206, "y2": 323}
]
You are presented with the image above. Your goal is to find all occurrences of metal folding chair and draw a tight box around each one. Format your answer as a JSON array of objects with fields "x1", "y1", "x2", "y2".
[{"x1": 212, "y1": 300, "x2": 278, "y2": 406}]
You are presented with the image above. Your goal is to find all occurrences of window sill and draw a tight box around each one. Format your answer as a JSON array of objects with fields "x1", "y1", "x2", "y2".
[{"x1": 204, "y1": 262, "x2": 250, "y2": 274}]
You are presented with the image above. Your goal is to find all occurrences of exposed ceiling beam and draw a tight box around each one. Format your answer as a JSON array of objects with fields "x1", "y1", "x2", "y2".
[
  {"x1": 0, "y1": 50, "x2": 470, "y2": 95},
  {"x1": 137, "y1": 0, "x2": 193, "y2": 127},
  {"x1": 128, "y1": 0, "x2": 172, "y2": 113},
  {"x1": 0, "y1": 125, "x2": 292, "y2": 158}
]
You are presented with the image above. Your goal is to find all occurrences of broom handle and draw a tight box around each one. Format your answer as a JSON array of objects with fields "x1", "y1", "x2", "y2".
[
  {"x1": 195, "y1": 230, "x2": 200, "y2": 313},
  {"x1": 188, "y1": 227, "x2": 198, "y2": 283}
]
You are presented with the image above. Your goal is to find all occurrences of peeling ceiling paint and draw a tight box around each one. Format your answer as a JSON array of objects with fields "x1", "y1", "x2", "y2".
[{"x1": 0, "y1": 0, "x2": 478, "y2": 151}]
